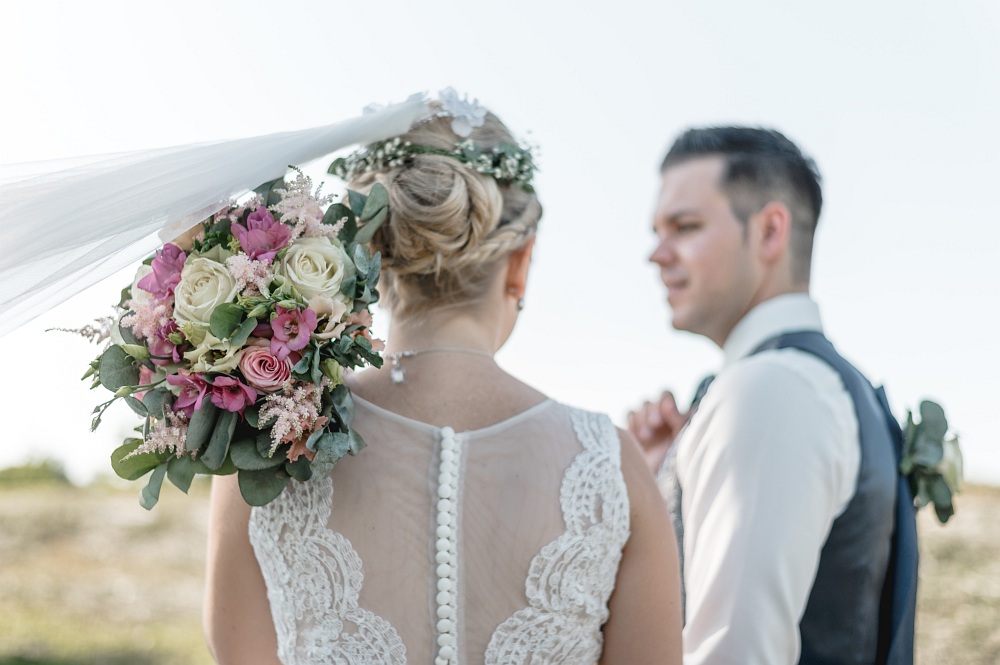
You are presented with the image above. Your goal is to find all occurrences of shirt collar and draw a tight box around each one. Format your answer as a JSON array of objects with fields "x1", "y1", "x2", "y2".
[{"x1": 722, "y1": 293, "x2": 824, "y2": 367}]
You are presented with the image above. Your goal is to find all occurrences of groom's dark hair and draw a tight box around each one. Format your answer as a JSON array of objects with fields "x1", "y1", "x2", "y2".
[{"x1": 661, "y1": 126, "x2": 822, "y2": 282}]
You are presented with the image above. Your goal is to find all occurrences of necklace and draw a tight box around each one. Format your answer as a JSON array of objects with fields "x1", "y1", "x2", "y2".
[{"x1": 387, "y1": 347, "x2": 495, "y2": 384}]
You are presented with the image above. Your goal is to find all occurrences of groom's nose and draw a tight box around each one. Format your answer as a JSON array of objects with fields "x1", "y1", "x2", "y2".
[{"x1": 649, "y1": 237, "x2": 676, "y2": 266}]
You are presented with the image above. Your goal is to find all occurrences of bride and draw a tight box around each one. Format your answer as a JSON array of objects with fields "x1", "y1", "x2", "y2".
[{"x1": 203, "y1": 100, "x2": 682, "y2": 664}]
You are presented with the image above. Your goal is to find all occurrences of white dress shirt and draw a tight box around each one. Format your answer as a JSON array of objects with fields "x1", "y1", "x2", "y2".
[{"x1": 674, "y1": 294, "x2": 860, "y2": 665}]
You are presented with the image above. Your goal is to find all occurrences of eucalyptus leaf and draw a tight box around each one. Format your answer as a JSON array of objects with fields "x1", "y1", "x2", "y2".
[
  {"x1": 230, "y1": 438, "x2": 285, "y2": 470},
  {"x1": 238, "y1": 468, "x2": 288, "y2": 506},
  {"x1": 118, "y1": 315, "x2": 140, "y2": 346},
  {"x1": 285, "y1": 456, "x2": 313, "y2": 482},
  {"x1": 256, "y1": 432, "x2": 275, "y2": 457},
  {"x1": 190, "y1": 454, "x2": 238, "y2": 476},
  {"x1": 140, "y1": 463, "x2": 169, "y2": 510},
  {"x1": 348, "y1": 429, "x2": 367, "y2": 456},
  {"x1": 245, "y1": 405, "x2": 261, "y2": 429},
  {"x1": 331, "y1": 383, "x2": 355, "y2": 427},
  {"x1": 124, "y1": 395, "x2": 148, "y2": 417},
  {"x1": 347, "y1": 189, "x2": 367, "y2": 217},
  {"x1": 202, "y1": 409, "x2": 238, "y2": 471},
  {"x1": 99, "y1": 345, "x2": 140, "y2": 391},
  {"x1": 142, "y1": 390, "x2": 173, "y2": 420},
  {"x1": 186, "y1": 402, "x2": 220, "y2": 453},
  {"x1": 111, "y1": 440, "x2": 167, "y2": 481},
  {"x1": 230, "y1": 316, "x2": 259, "y2": 347},
  {"x1": 352, "y1": 244, "x2": 371, "y2": 277},
  {"x1": 911, "y1": 431, "x2": 945, "y2": 468},
  {"x1": 918, "y1": 400, "x2": 948, "y2": 442},
  {"x1": 167, "y1": 455, "x2": 196, "y2": 493},
  {"x1": 210, "y1": 303, "x2": 245, "y2": 339},
  {"x1": 359, "y1": 183, "x2": 388, "y2": 222},
  {"x1": 355, "y1": 207, "x2": 388, "y2": 245}
]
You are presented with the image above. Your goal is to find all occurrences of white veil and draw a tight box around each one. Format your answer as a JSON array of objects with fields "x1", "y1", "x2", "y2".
[{"x1": 0, "y1": 95, "x2": 430, "y2": 337}]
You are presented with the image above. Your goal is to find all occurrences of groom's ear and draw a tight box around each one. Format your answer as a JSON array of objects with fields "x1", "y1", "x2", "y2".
[
  {"x1": 504, "y1": 235, "x2": 536, "y2": 297},
  {"x1": 752, "y1": 201, "x2": 792, "y2": 264}
]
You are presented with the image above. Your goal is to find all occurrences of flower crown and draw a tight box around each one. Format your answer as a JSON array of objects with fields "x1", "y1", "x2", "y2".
[
  {"x1": 328, "y1": 88, "x2": 537, "y2": 192},
  {"x1": 327, "y1": 137, "x2": 537, "y2": 192}
]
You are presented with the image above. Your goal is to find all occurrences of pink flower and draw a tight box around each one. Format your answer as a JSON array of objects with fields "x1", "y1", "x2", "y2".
[
  {"x1": 166, "y1": 370, "x2": 210, "y2": 418},
  {"x1": 209, "y1": 376, "x2": 258, "y2": 414},
  {"x1": 137, "y1": 243, "x2": 187, "y2": 299},
  {"x1": 239, "y1": 344, "x2": 291, "y2": 393},
  {"x1": 147, "y1": 321, "x2": 185, "y2": 365},
  {"x1": 133, "y1": 365, "x2": 158, "y2": 401},
  {"x1": 286, "y1": 415, "x2": 328, "y2": 463},
  {"x1": 231, "y1": 207, "x2": 291, "y2": 262},
  {"x1": 270, "y1": 306, "x2": 317, "y2": 361}
]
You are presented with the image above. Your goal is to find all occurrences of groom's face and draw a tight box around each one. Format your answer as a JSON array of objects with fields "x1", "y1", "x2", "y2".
[{"x1": 649, "y1": 156, "x2": 760, "y2": 347}]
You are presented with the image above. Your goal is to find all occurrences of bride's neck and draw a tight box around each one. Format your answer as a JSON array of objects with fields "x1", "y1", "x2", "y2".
[{"x1": 385, "y1": 308, "x2": 501, "y2": 355}]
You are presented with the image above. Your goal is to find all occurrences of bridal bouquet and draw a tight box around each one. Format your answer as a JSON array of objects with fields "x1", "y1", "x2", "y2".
[{"x1": 85, "y1": 172, "x2": 388, "y2": 509}]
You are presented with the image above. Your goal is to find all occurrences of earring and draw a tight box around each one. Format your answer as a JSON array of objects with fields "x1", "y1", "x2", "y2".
[{"x1": 516, "y1": 298, "x2": 525, "y2": 311}]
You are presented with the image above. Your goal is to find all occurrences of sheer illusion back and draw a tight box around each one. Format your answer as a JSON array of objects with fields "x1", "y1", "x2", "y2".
[{"x1": 248, "y1": 395, "x2": 630, "y2": 664}]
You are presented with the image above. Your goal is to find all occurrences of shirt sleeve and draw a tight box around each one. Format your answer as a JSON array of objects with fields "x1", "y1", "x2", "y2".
[{"x1": 677, "y1": 350, "x2": 859, "y2": 665}]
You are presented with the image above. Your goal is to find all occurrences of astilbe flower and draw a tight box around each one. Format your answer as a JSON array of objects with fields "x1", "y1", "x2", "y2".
[
  {"x1": 270, "y1": 172, "x2": 337, "y2": 241},
  {"x1": 121, "y1": 298, "x2": 174, "y2": 341},
  {"x1": 225, "y1": 253, "x2": 273, "y2": 296},
  {"x1": 125, "y1": 410, "x2": 189, "y2": 459},
  {"x1": 231, "y1": 207, "x2": 292, "y2": 262},
  {"x1": 259, "y1": 380, "x2": 327, "y2": 457}
]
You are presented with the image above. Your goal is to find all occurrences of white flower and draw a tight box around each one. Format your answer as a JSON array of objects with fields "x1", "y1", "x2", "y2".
[
  {"x1": 129, "y1": 265, "x2": 154, "y2": 306},
  {"x1": 438, "y1": 87, "x2": 487, "y2": 138},
  {"x1": 172, "y1": 250, "x2": 238, "y2": 327},
  {"x1": 308, "y1": 294, "x2": 350, "y2": 340},
  {"x1": 275, "y1": 237, "x2": 355, "y2": 301},
  {"x1": 182, "y1": 329, "x2": 244, "y2": 374}
]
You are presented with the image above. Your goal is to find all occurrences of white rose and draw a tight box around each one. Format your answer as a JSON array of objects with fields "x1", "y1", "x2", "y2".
[
  {"x1": 173, "y1": 255, "x2": 238, "y2": 327},
  {"x1": 129, "y1": 265, "x2": 154, "y2": 306},
  {"x1": 276, "y1": 237, "x2": 355, "y2": 301}
]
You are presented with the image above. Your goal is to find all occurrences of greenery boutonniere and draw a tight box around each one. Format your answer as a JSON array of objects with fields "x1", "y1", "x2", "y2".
[{"x1": 899, "y1": 400, "x2": 963, "y2": 523}]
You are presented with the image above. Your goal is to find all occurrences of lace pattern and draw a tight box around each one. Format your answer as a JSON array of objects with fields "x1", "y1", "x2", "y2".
[
  {"x1": 249, "y1": 466, "x2": 407, "y2": 665},
  {"x1": 484, "y1": 409, "x2": 630, "y2": 663},
  {"x1": 247, "y1": 406, "x2": 629, "y2": 664}
]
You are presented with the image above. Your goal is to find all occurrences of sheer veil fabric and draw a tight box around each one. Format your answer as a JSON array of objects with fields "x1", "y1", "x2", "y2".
[{"x1": 0, "y1": 95, "x2": 430, "y2": 337}]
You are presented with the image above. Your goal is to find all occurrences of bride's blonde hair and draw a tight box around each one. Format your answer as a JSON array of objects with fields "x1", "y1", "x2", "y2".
[{"x1": 348, "y1": 108, "x2": 542, "y2": 319}]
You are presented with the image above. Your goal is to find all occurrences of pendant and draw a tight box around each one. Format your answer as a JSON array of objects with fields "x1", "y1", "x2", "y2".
[{"x1": 390, "y1": 364, "x2": 405, "y2": 384}]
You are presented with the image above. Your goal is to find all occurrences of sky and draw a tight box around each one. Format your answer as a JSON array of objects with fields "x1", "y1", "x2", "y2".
[{"x1": 1, "y1": 0, "x2": 997, "y2": 487}]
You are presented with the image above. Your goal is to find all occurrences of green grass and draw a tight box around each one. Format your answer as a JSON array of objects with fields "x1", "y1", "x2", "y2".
[{"x1": 0, "y1": 464, "x2": 997, "y2": 663}]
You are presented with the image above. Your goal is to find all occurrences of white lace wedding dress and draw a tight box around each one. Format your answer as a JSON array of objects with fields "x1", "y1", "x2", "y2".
[{"x1": 248, "y1": 396, "x2": 630, "y2": 664}]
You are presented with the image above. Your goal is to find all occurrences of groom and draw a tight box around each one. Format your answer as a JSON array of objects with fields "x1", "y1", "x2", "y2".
[{"x1": 629, "y1": 127, "x2": 918, "y2": 664}]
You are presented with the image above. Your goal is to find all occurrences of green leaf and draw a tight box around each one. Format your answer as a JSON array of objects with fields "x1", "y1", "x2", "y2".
[
  {"x1": 256, "y1": 432, "x2": 275, "y2": 457},
  {"x1": 359, "y1": 183, "x2": 388, "y2": 222},
  {"x1": 210, "y1": 303, "x2": 245, "y2": 339},
  {"x1": 118, "y1": 315, "x2": 140, "y2": 345},
  {"x1": 285, "y1": 456, "x2": 313, "y2": 482},
  {"x1": 230, "y1": 438, "x2": 285, "y2": 471},
  {"x1": 124, "y1": 395, "x2": 148, "y2": 417},
  {"x1": 111, "y1": 440, "x2": 167, "y2": 481},
  {"x1": 186, "y1": 402, "x2": 220, "y2": 453},
  {"x1": 202, "y1": 409, "x2": 238, "y2": 471},
  {"x1": 190, "y1": 454, "x2": 238, "y2": 476},
  {"x1": 348, "y1": 428, "x2": 367, "y2": 456},
  {"x1": 347, "y1": 189, "x2": 367, "y2": 217},
  {"x1": 140, "y1": 463, "x2": 169, "y2": 510},
  {"x1": 238, "y1": 468, "x2": 287, "y2": 506},
  {"x1": 245, "y1": 405, "x2": 261, "y2": 429},
  {"x1": 167, "y1": 455, "x2": 196, "y2": 494},
  {"x1": 352, "y1": 244, "x2": 371, "y2": 277},
  {"x1": 331, "y1": 383, "x2": 355, "y2": 428},
  {"x1": 230, "y1": 316, "x2": 258, "y2": 347},
  {"x1": 142, "y1": 390, "x2": 173, "y2": 420},
  {"x1": 918, "y1": 400, "x2": 948, "y2": 443},
  {"x1": 99, "y1": 345, "x2": 140, "y2": 391},
  {"x1": 911, "y1": 429, "x2": 945, "y2": 468}
]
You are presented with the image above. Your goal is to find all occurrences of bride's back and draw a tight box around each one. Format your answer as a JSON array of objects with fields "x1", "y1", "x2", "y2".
[{"x1": 250, "y1": 381, "x2": 630, "y2": 663}]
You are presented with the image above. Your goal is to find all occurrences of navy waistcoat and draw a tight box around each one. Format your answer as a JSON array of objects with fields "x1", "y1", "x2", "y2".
[{"x1": 754, "y1": 331, "x2": 917, "y2": 665}]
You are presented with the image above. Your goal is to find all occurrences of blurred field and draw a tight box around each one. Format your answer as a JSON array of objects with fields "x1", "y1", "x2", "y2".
[{"x1": 0, "y1": 464, "x2": 997, "y2": 664}]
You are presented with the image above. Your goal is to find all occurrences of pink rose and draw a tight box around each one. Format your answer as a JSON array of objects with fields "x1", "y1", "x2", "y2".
[{"x1": 239, "y1": 345, "x2": 291, "y2": 393}]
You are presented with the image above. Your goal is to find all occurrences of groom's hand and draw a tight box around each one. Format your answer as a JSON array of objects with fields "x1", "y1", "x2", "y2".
[{"x1": 627, "y1": 391, "x2": 687, "y2": 475}]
